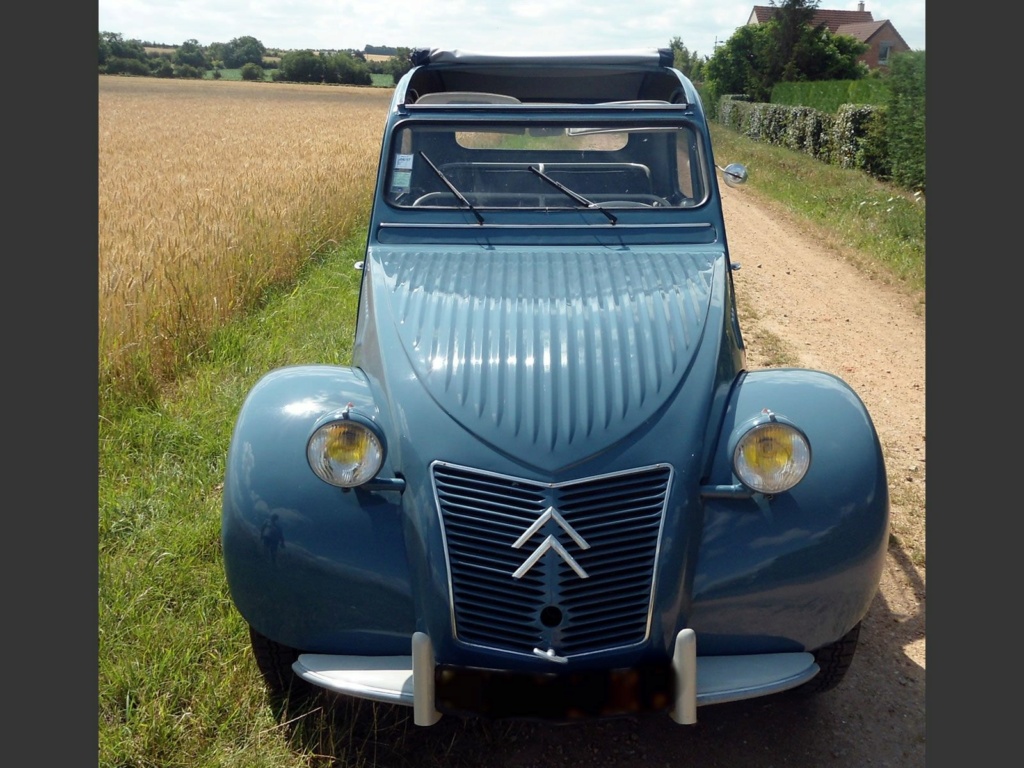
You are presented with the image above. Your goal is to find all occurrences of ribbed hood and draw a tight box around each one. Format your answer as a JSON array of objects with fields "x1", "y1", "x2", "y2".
[{"x1": 364, "y1": 246, "x2": 725, "y2": 467}]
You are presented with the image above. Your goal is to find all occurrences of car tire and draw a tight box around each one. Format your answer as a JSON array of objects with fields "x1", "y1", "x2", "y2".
[
  {"x1": 248, "y1": 625, "x2": 317, "y2": 703},
  {"x1": 795, "y1": 621, "x2": 861, "y2": 695}
]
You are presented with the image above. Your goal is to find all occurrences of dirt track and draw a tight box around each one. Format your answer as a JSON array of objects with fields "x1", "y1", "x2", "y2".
[{"x1": 318, "y1": 183, "x2": 927, "y2": 768}]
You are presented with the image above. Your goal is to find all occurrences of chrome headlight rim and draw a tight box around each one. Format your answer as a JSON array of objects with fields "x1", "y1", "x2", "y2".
[
  {"x1": 729, "y1": 410, "x2": 811, "y2": 495},
  {"x1": 306, "y1": 409, "x2": 386, "y2": 488}
]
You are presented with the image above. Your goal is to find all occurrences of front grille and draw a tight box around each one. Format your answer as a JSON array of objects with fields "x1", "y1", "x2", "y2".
[{"x1": 433, "y1": 462, "x2": 672, "y2": 658}]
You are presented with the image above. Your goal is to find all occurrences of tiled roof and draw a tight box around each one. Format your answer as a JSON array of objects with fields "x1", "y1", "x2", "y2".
[
  {"x1": 836, "y1": 21, "x2": 887, "y2": 42},
  {"x1": 811, "y1": 9, "x2": 875, "y2": 32},
  {"x1": 749, "y1": 6, "x2": 875, "y2": 33}
]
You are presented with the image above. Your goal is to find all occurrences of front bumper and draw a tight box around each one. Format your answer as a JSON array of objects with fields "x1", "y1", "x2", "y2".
[{"x1": 292, "y1": 630, "x2": 818, "y2": 726}]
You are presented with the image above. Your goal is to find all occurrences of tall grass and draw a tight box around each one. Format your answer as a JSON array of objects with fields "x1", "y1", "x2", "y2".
[{"x1": 98, "y1": 76, "x2": 393, "y2": 406}]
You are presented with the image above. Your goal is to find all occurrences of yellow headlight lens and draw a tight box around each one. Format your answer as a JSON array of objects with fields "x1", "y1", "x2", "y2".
[
  {"x1": 733, "y1": 422, "x2": 810, "y2": 494},
  {"x1": 307, "y1": 420, "x2": 385, "y2": 488}
]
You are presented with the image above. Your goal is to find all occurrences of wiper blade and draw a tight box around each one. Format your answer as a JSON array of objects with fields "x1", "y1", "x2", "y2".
[
  {"x1": 418, "y1": 151, "x2": 484, "y2": 224},
  {"x1": 528, "y1": 165, "x2": 617, "y2": 224}
]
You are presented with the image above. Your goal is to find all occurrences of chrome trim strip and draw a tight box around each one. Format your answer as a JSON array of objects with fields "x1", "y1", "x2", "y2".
[
  {"x1": 379, "y1": 221, "x2": 713, "y2": 230},
  {"x1": 404, "y1": 103, "x2": 686, "y2": 110}
]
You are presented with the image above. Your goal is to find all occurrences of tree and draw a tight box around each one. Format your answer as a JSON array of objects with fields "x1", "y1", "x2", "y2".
[
  {"x1": 769, "y1": 0, "x2": 821, "y2": 84},
  {"x1": 174, "y1": 39, "x2": 209, "y2": 70},
  {"x1": 704, "y1": 25, "x2": 765, "y2": 98},
  {"x1": 322, "y1": 51, "x2": 372, "y2": 85},
  {"x1": 791, "y1": 32, "x2": 868, "y2": 82},
  {"x1": 223, "y1": 36, "x2": 266, "y2": 69},
  {"x1": 278, "y1": 50, "x2": 325, "y2": 83},
  {"x1": 206, "y1": 41, "x2": 228, "y2": 67},
  {"x1": 704, "y1": 3, "x2": 867, "y2": 105},
  {"x1": 668, "y1": 37, "x2": 707, "y2": 82},
  {"x1": 99, "y1": 32, "x2": 147, "y2": 64}
]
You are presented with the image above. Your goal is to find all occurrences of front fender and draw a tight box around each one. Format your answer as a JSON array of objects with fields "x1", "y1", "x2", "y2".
[
  {"x1": 221, "y1": 365, "x2": 414, "y2": 653},
  {"x1": 690, "y1": 368, "x2": 889, "y2": 652}
]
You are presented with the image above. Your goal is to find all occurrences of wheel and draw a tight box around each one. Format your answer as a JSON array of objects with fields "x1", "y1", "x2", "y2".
[
  {"x1": 248, "y1": 625, "x2": 317, "y2": 703},
  {"x1": 795, "y1": 622, "x2": 861, "y2": 695}
]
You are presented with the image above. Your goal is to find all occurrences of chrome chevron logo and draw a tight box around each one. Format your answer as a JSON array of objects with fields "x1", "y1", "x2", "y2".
[{"x1": 511, "y1": 506, "x2": 590, "y2": 579}]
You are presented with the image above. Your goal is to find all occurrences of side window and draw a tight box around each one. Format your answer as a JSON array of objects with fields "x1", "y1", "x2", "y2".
[
  {"x1": 674, "y1": 127, "x2": 706, "y2": 205},
  {"x1": 675, "y1": 137, "x2": 694, "y2": 199}
]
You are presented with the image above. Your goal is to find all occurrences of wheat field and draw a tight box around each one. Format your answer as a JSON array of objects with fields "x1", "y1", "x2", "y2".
[{"x1": 98, "y1": 76, "x2": 393, "y2": 401}]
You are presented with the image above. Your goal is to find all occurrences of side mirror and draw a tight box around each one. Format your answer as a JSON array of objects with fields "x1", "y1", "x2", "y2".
[{"x1": 717, "y1": 163, "x2": 748, "y2": 187}]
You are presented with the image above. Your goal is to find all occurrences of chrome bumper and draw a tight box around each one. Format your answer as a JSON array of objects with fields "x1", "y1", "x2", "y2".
[{"x1": 292, "y1": 630, "x2": 819, "y2": 726}]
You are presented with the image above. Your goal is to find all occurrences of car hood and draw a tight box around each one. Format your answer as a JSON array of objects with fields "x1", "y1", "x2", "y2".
[{"x1": 360, "y1": 245, "x2": 728, "y2": 470}]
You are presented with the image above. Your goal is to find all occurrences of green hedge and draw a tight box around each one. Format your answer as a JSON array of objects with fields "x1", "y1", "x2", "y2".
[
  {"x1": 770, "y1": 78, "x2": 891, "y2": 113},
  {"x1": 885, "y1": 53, "x2": 925, "y2": 192},
  {"x1": 716, "y1": 51, "x2": 924, "y2": 192}
]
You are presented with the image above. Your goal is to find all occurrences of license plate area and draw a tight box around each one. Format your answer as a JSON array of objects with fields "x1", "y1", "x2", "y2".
[{"x1": 434, "y1": 662, "x2": 673, "y2": 720}]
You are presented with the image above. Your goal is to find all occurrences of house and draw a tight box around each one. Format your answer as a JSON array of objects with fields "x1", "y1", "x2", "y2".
[{"x1": 746, "y1": 2, "x2": 912, "y2": 69}]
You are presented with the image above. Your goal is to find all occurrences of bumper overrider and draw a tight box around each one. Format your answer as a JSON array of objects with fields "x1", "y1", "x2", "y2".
[{"x1": 292, "y1": 629, "x2": 818, "y2": 725}]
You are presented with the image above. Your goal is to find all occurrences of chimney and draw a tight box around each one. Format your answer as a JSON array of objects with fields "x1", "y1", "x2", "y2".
[{"x1": 857, "y1": 2, "x2": 865, "y2": 10}]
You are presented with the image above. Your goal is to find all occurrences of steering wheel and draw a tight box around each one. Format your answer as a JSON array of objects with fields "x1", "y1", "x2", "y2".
[{"x1": 597, "y1": 197, "x2": 672, "y2": 208}]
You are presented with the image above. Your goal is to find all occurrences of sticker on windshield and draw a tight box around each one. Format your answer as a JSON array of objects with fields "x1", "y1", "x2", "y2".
[
  {"x1": 391, "y1": 170, "x2": 412, "y2": 192},
  {"x1": 391, "y1": 154, "x2": 414, "y2": 193}
]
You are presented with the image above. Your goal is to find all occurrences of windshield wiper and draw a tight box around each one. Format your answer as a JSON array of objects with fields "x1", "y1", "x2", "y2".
[
  {"x1": 418, "y1": 151, "x2": 484, "y2": 224},
  {"x1": 528, "y1": 166, "x2": 617, "y2": 224}
]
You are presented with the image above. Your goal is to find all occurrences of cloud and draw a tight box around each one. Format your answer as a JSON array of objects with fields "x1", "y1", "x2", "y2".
[{"x1": 97, "y1": 0, "x2": 924, "y2": 61}]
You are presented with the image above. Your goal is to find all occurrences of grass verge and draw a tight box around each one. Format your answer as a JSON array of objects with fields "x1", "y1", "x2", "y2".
[{"x1": 99, "y1": 248, "x2": 367, "y2": 767}]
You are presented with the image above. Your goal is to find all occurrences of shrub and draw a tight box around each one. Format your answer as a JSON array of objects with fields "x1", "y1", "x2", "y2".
[
  {"x1": 857, "y1": 105, "x2": 892, "y2": 181},
  {"x1": 771, "y1": 78, "x2": 890, "y2": 113},
  {"x1": 794, "y1": 107, "x2": 831, "y2": 161},
  {"x1": 830, "y1": 104, "x2": 877, "y2": 169},
  {"x1": 175, "y1": 64, "x2": 203, "y2": 80},
  {"x1": 716, "y1": 82, "x2": 920, "y2": 192},
  {"x1": 751, "y1": 103, "x2": 790, "y2": 146},
  {"x1": 104, "y1": 56, "x2": 151, "y2": 76},
  {"x1": 717, "y1": 96, "x2": 754, "y2": 133},
  {"x1": 153, "y1": 59, "x2": 174, "y2": 79},
  {"x1": 240, "y1": 63, "x2": 265, "y2": 81},
  {"x1": 886, "y1": 52, "x2": 925, "y2": 192}
]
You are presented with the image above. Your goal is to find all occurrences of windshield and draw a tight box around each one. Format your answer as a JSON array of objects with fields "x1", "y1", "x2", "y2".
[{"x1": 385, "y1": 120, "x2": 709, "y2": 210}]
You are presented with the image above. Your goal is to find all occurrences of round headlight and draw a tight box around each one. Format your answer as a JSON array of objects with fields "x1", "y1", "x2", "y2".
[
  {"x1": 307, "y1": 416, "x2": 385, "y2": 488},
  {"x1": 732, "y1": 417, "x2": 810, "y2": 494}
]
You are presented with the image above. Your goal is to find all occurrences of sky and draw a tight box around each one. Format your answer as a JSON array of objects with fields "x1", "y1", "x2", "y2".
[{"x1": 96, "y1": 1, "x2": 925, "y2": 62}]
